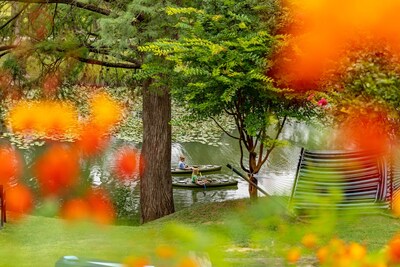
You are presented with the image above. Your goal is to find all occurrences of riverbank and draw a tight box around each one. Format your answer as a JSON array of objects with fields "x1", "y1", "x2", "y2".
[{"x1": 0, "y1": 198, "x2": 398, "y2": 266}]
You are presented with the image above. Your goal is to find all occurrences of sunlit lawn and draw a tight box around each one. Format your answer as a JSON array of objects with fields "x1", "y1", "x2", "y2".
[{"x1": 0, "y1": 198, "x2": 398, "y2": 267}]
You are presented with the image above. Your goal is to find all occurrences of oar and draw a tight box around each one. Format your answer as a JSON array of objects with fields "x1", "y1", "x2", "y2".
[
  {"x1": 196, "y1": 172, "x2": 207, "y2": 190},
  {"x1": 226, "y1": 164, "x2": 270, "y2": 196},
  {"x1": 226, "y1": 163, "x2": 297, "y2": 219}
]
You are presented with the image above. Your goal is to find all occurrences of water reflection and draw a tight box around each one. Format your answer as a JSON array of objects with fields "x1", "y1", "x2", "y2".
[
  {"x1": 18, "y1": 120, "x2": 331, "y2": 214},
  {"x1": 81, "y1": 121, "x2": 330, "y2": 213},
  {"x1": 171, "y1": 121, "x2": 331, "y2": 205}
]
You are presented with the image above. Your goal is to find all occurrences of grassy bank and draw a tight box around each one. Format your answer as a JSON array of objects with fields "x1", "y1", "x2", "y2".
[{"x1": 0, "y1": 198, "x2": 398, "y2": 266}]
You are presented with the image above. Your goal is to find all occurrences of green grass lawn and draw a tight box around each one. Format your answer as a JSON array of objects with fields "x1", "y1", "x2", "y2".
[{"x1": 0, "y1": 198, "x2": 398, "y2": 267}]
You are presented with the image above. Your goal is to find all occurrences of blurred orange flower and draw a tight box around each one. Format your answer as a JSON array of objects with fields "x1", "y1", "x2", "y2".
[
  {"x1": 60, "y1": 189, "x2": 115, "y2": 225},
  {"x1": 387, "y1": 234, "x2": 400, "y2": 263},
  {"x1": 315, "y1": 238, "x2": 368, "y2": 266},
  {"x1": 301, "y1": 233, "x2": 318, "y2": 249},
  {"x1": 86, "y1": 189, "x2": 115, "y2": 225},
  {"x1": 392, "y1": 194, "x2": 400, "y2": 217},
  {"x1": 6, "y1": 184, "x2": 33, "y2": 218},
  {"x1": 40, "y1": 102, "x2": 79, "y2": 137},
  {"x1": 0, "y1": 146, "x2": 22, "y2": 185},
  {"x1": 34, "y1": 145, "x2": 79, "y2": 196},
  {"x1": 8, "y1": 101, "x2": 79, "y2": 138},
  {"x1": 178, "y1": 257, "x2": 199, "y2": 267},
  {"x1": 123, "y1": 256, "x2": 151, "y2": 267},
  {"x1": 347, "y1": 242, "x2": 366, "y2": 261},
  {"x1": 76, "y1": 123, "x2": 109, "y2": 157},
  {"x1": 89, "y1": 93, "x2": 123, "y2": 132},
  {"x1": 8, "y1": 101, "x2": 37, "y2": 132},
  {"x1": 60, "y1": 198, "x2": 90, "y2": 222},
  {"x1": 286, "y1": 247, "x2": 301, "y2": 264},
  {"x1": 272, "y1": 0, "x2": 400, "y2": 91},
  {"x1": 317, "y1": 246, "x2": 329, "y2": 264},
  {"x1": 112, "y1": 147, "x2": 140, "y2": 181},
  {"x1": 334, "y1": 108, "x2": 391, "y2": 152},
  {"x1": 155, "y1": 244, "x2": 177, "y2": 259}
]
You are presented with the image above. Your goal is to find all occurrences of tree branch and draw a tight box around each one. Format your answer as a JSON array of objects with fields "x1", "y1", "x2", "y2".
[
  {"x1": 50, "y1": 3, "x2": 58, "y2": 37},
  {"x1": 85, "y1": 45, "x2": 110, "y2": 54},
  {"x1": 0, "y1": 51, "x2": 11, "y2": 58},
  {"x1": 0, "y1": 44, "x2": 141, "y2": 69},
  {"x1": 233, "y1": 95, "x2": 249, "y2": 151},
  {"x1": 238, "y1": 137, "x2": 249, "y2": 173},
  {"x1": 0, "y1": 45, "x2": 17, "y2": 52},
  {"x1": 6, "y1": 0, "x2": 111, "y2": 16},
  {"x1": 210, "y1": 116, "x2": 239, "y2": 140},
  {"x1": 73, "y1": 56, "x2": 141, "y2": 69},
  {"x1": 0, "y1": 3, "x2": 29, "y2": 31},
  {"x1": 224, "y1": 108, "x2": 235, "y2": 116},
  {"x1": 260, "y1": 115, "x2": 287, "y2": 167},
  {"x1": 85, "y1": 45, "x2": 140, "y2": 65},
  {"x1": 231, "y1": 108, "x2": 249, "y2": 173},
  {"x1": 256, "y1": 129, "x2": 265, "y2": 167}
]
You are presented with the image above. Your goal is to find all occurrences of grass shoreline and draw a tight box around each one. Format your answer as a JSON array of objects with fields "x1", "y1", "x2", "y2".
[{"x1": 0, "y1": 198, "x2": 398, "y2": 266}]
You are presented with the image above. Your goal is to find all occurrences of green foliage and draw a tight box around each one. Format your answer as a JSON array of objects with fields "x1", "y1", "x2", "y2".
[
  {"x1": 323, "y1": 46, "x2": 400, "y2": 135},
  {"x1": 139, "y1": 2, "x2": 280, "y2": 118},
  {"x1": 343, "y1": 56, "x2": 400, "y2": 108},
  {"x1": 0, "y1": 197, "x2": 396, "y2": 266},
  {"x1": 2, "y1": 54, "x2": 26, "y2": 82},
  {"x1": 136, "y1": 0, "x2": 316, "y2": 174},
  {"x1": 165, "y1": 7, "x2": 204, "y2": 15},
  {"x1": 104, "y1": 180, "x2": 139, "y2": 220}
]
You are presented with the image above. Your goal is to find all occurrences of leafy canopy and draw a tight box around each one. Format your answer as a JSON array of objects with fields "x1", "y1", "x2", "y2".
[{"x1": 137, "y1": 0, "x2": 316, "y2": 174}]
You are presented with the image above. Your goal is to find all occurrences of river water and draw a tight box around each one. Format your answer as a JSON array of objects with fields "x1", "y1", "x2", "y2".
[
  {"x1": 88, "y1": 121, "x2": 332, "y2": 214},
  {"x1": 168, "y1": 121, "x2": 331, "y2": 211}
]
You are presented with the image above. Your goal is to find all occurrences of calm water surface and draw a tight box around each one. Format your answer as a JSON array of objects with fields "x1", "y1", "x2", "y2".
[
  {"x1": 84, "y1": 121, "x2": 333, "y2": 215},
  {"x1": 128, "y1": 121, "x2": 331, "y2": 212}
]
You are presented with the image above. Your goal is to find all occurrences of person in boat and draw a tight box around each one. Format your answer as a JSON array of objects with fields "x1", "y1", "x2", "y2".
[
  {"x1": 191, "y1": 167, "x2": 200, "y2": 183},
  {"x1": 192, "y1": 167, "x2": 209, "y2": 185},
  {"x1": 178, "y1": 155, "x2": 191, "y2": 170}
]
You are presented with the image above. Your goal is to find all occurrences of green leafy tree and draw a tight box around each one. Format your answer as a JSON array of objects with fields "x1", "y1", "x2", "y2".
[
  {"x1": 0, "y1": 0, "x2": 188, "y2": 222},
  {"x1": 320, "y1": 44, "x2": 400, "y2": 147},
  {"x1": 139, "y1": 0, "x2": 316, "y2": 199}
]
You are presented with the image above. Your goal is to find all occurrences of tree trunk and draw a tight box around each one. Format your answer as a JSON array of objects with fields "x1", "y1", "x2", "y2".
[
  {"x1": 248, "y1": 151, "x2": 258, "y2": 200},
  {"x1": 248, "y1": 174, "x2": 258, "y2": 200},
  {"x1": 140, "y1": 81, "x2": 174, "y2": 223}
]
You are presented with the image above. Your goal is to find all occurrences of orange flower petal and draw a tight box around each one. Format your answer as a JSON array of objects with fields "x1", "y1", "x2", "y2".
[
  {"x1": 76, "y1": 124, "x2": 109, "y2": 157},
  {"x1": 388, "y1": 235, "x2": 400, "y2": 263},
  {"x1": 34, "y1": 145, "x2": 79, "y2": 196},
  {"x1": 0, "y1": 146, "x2": 22, "y2": 185},
  {"x1": 123, "y1": 256, "x2": 151, "y2": 267},
  {"x1": 155, "y1": 245, "x2": 177, "y2": 259},
  {"x1": 89, "y1": 93, "x2": 123, "y2": 132},
  {"x1": 178, "y1": 257, "x2": 200, "y2": 267},
  {"x1": 60, "y1": 198, "x2": 90, "y2": 222},
  {"x1": 112, "y1": 147, "x2": 140, "y2": 181},
  {"x1": 86, "y1": 189, "x2": 115, "y2": 225},
  {"x1": 286, "y1": 247, "x2": 301, "y2": 264},
  {"x1": 301, "y1": 233, "x2": 318, "y2": 249},
  {"x1": 6, "y1": 184, "x2": 33, "y2": 218}
]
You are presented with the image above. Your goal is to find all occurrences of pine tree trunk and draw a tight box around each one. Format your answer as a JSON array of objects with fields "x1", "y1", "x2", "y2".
[{"x1": 140, "y1": 81, "x2": 174, "y2": 223}]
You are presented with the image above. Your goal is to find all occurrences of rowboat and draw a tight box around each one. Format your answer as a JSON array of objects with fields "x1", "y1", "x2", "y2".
[
  {"x1": 171, "y1": 164, "x2": 222, "y2": 174},
  {"x1": 172, "y1": 175, "x2": 238, "y2": 188}
]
